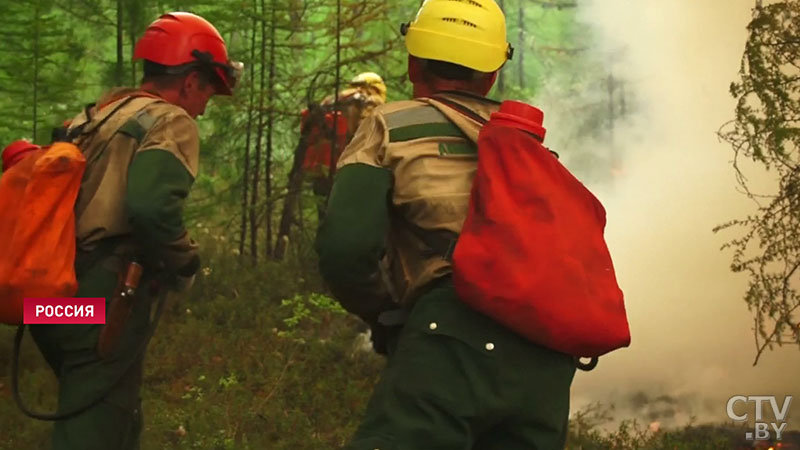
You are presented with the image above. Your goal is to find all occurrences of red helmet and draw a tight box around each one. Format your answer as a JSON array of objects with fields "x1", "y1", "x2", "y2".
[
  {"x1": 2, "y1": 140, "x2": 39, "y2": 171},
  {"x1": 133, "y1": 12, "x2": 242, "y2": 96}
]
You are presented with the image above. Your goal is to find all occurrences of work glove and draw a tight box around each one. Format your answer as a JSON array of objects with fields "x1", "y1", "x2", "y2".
[
  {"x1": 173, "y1": 274, "x2": 196, "y2": 292},
  {"x1": 370, "y1": 309, "x2": 408, "y2": 356},
  {"x1": 170, "y1": 255, "x2": 200, "y2": 293},
  {"x1": 369, "y1": 322, "x2": 402, "y2": 356}
]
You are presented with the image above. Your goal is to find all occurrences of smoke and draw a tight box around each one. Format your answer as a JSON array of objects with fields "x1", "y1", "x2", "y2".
[{"x1": 546, "y1": 0, "x2": 800, "y2": 428}]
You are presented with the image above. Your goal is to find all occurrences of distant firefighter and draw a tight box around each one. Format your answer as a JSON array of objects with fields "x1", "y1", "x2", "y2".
[{"x1": 300, "y1": 72, "x2": 387, "y2": 198}]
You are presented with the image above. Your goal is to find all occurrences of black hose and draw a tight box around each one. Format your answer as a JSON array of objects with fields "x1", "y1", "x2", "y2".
[
  {"x1": 575, "y1": 356, "x2": 599, "y2": 371},
  {"x1": 11, "y1": 293, "x2": 167, "y2": 421}
]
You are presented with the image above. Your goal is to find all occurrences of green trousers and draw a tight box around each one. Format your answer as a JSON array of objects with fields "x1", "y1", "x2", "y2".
[
  {"x1": 345, "y1": 279, "x2": 577, "y2": 450},
  {"x1": 29, "y1": 259, "x2": 161, "y2": 450}
]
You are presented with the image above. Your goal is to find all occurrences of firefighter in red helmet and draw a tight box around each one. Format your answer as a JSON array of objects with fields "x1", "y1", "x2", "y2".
[
  {"x1": 133, "y1": 12, "x2": 243, "y2": 100},
  {"x1": 26, "y1": 12, "x2": 241, "y2": 450}
]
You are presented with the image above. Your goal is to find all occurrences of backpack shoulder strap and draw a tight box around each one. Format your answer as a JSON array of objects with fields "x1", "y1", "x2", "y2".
[
  {"x1": 67, "y1": 96, "x2": 141, "y2": 143},
  {"x1": 433, "y1": 94, "x2": 558, "y2": 157},
  {"x1": 51, "y1": 103, "x2": 97, "y2": 143},
  {"x1": 64, "y1": 93, "x2": 164, "y2": 144},
  {"x1": 79, "y1": 96, "x2": 163, "y2": 168},
  {"x1": 73, "y1": 96, "x2": 164, "y2": 220},
  {"x1": 382, "y1": 102, "x2": 467, "y2": 260},
  {"x1": 430, "y1": 95, "x2": 489, "y2": 126},
  {"x1": 384, "y1": 103, "x2": 469, "y2": 143},
  {"x1": 116, "y1": 107, "x2": 160, "y2": 144}
]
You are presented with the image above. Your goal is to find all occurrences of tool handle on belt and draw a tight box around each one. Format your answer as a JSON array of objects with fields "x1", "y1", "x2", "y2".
[
  {"x1": 97, "y1": 261, "x2": 142, "y2": 358},
  {"x1": 122, "y1": 262, "x2": 143, "y2": 295}
]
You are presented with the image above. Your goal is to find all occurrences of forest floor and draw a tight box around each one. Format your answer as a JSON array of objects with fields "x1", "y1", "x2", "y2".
[
  {"x1": 0, "y1": 239, "x2": 797, "y2": 449},
  {"x1": 0, "y1": 238, "x2": 384, "y2": 449}
]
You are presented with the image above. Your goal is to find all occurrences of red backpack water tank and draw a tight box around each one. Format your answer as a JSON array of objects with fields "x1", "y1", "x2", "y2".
[{"x1": 451, "y1": 100, "x2": 631, "y2": 358}]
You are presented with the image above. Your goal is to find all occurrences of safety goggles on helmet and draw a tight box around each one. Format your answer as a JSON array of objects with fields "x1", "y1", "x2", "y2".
[
  {"x1": 190, "y1": 49, "x2": 244, "y2": 92},
  {"x1": 134, "y1": 12, "x2": 241, "y2": 95},
  {"x1": 159, "y1": 50, "x2": 244, "y2": 94}
]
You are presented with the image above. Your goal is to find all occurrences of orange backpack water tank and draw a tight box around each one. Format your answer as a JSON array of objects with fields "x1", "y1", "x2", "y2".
[{"x1": 0, "y1": 143, "x2": 86, "y2": 325}]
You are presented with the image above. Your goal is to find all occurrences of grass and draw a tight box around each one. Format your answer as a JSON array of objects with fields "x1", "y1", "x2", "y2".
[
  {"x1": 0, "y1": 238, "x2": 384, "y2": 449},
  {"x1": 1, "y1": 236, "x2": 798, "y2": 449}
]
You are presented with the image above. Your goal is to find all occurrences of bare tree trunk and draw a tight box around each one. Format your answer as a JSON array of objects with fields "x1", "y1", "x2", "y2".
[
  {"x1": 328, "y1": 0, "x2": 343, "y2": 188},
  {"x1": 498, "y1": 0, "x2": 506, "y2": 95},
  {"x1": 274, "y1": 110, "x2": 317, "y2": 260},
  {"x1": 240, "y1": 11, "x2": 257, "y2": 259},
  {"x1": 116, "y1": 0, "x2": 124, "y2": 86},
  {"x1": 32, "y1": 0, "x2": 40, "y2": 139},
  {"x1": 127, "y1": 0, "x2": 142, "y2": 86},
  {"x1": 264, "y1": 0, "x2": 277, "y2": 259},
  {"x1": 250, "y1": 0, "x2": 267, "y2": 264},
  {"x1": 518, "y1": 0, "x2": 525, "y2": 90},
  {"x1": 130, "y1": 31, "x2": 137, "y2": 85}
]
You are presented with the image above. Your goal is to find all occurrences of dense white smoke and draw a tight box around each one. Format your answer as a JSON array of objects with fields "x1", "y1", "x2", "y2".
[{"x1": 548, "y1": 0, "x2": 800, "y2": 429}]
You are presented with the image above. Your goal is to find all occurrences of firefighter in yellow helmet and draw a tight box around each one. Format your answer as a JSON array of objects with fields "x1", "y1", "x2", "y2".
[
  {"x1": 301, "y1": 72, "x2": 388, "y2": 209},
  {"x1": 349, "y1": 72, "x2": 387, "y2": 102},
  {"x1": 316, "y1": 71, "x2": 387, "y2": 147},
  {"x1": 320, "y1": 71, "x2": 387, "y2": 138},
  {"x1": 317, "y1": 0, "x2": 576, "y2": 448}
]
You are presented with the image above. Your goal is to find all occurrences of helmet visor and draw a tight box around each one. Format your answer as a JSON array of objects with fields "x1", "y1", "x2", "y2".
[
  {"x1": 189, "y1": 49, "x2": 244, "y2": 95},
  {"x1": 212, "y1": 60, "x2": 244, "y2": 94}
]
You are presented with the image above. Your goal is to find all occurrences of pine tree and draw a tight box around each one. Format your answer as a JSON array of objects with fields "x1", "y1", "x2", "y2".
[{"x1": 0, "y1": 0, "x2": 88, "y2": 143}]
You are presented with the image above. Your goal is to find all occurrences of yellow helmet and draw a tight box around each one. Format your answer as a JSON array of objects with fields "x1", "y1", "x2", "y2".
[
  {"x1": 401, "y1": 0, "x2": 513, "y2": 73},
  {"x1": 350, "y1": 72, "x2": 387, "y2": 102}
]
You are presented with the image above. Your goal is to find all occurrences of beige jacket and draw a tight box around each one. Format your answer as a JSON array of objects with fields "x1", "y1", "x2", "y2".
[
  {"x1": 337, "y1": 92, "x2": 500, "y2": 304},
  {"x1": 68, "y1": 89, "x2": 199, "y2": 267}
]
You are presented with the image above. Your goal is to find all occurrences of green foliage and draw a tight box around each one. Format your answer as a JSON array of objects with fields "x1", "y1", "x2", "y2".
[
  {"x1": 280, "y1": 292, "x2": 345, "y2": 332},
  {"x1": 725, "y1": 1, "x2": 800, "y2": 165},
  {"x1": 0, "y1": 0, "x2": 88, "y2": 143},
  {"x1": 717, "y1": 0, "x2": 800, "y2": 364}
]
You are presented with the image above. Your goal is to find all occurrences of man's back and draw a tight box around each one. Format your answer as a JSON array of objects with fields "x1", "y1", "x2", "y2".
[
  {"x1": 335, "y1": 91, "x2": 500, "y2": 303},
  {"x1": 69, "y1": 91, "x2": 199, "y2": 252},
  {"x1": 316, "y1": 1, "x2": 578, "y2": 447},
  {"x1": 317, "y1": 90, "x2": 577, "y2": 450}
]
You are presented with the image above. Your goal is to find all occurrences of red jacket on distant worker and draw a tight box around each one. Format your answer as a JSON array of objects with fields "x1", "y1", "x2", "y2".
[{"x1": 300, "y1": 72, "x2": 387, "y2": 177}]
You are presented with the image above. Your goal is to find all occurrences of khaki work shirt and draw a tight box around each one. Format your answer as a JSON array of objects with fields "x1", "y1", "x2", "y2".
[
  {"x1": 337, "y1": 91, "x2": 500, "y2": 304},
  {"x1": 69, "y1": 89, "x2": 199, "y2": 262}
]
